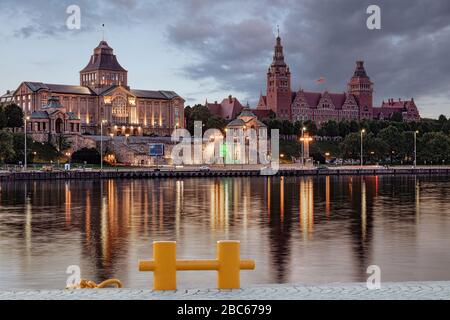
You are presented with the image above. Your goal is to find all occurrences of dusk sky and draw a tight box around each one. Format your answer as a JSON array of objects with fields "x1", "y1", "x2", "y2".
[{"x1": 1, "y1": 0, "x2": 450, "y2": 118}]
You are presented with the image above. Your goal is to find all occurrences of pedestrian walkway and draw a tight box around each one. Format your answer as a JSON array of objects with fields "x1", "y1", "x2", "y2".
[{"x1": 1, "y1": 282, "x2": 450, "y2": 300}]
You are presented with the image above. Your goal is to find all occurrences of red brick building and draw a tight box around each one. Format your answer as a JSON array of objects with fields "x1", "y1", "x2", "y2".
[
  {"x1": 206, "y1": 95, "x2": 243, "y2": 120},
  {"x1": 257, "y1": 34, "x2": 421, "y2": 124},
  {"x1": 6, "y1": 40, "x2": 185, "y2": 136}
]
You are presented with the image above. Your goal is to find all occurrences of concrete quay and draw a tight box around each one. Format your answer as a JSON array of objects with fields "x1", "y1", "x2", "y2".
[{"x1": 1, "y1": 282, "x2": 450, "y2": 300}]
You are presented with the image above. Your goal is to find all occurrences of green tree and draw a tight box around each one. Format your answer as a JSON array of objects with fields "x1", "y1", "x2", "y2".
[
  {"x1": 6, "y1": 133, "x2": 33, "y2": 164},
  {"x1": 31, "y1": 141, "x2": 60, "y2": 163},
  {"x1": 206, "y1": 116, "x2": 228, "y2": 133},
  {"x1": 71, "y1": 147, "x2": 101, "y2": 164},
  {"x1": 390, "y1": 112, "x2": 403, "y2": 122},
  {"x1": 378, "y1": 126, "x2": 404, "y2": 163},
  {"x1": 338, "y1": 120, "x2": 351, "y2": 137},
  {"x1": 0, "y1": 131, "x2": 15, "y2": 164},
  {"x1": 55, "y1": 134, "x2": 72, "y2": 152},
  {"x1": 418, "y1": 132, "x2": 450, "y2": 165},
  {"x1": 349, "y1": 120, "x2": 360, "y2": 133},
  {"x1": 340, "y1": 132, "x2": 360, "y2": 161},
  {"x1": 280, "y1": 120, "x2": 295, "y2": 135},
  {"x1": 320, "y1": 120, "x2": 339, "y2": 137},
  {"x1": 4, "y1": 104, "x2": 24, "y2": 129},
  {"x1": 303, "y1": 120, "x2": 318, "y2": 136},
  {"x1": 0, "y1": 104, "x2": 7, "y2": 129}
]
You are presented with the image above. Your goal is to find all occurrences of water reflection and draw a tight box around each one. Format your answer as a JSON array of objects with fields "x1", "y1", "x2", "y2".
[{"x1": 1, "y1": 175, "x2": 450, "y2": 289}]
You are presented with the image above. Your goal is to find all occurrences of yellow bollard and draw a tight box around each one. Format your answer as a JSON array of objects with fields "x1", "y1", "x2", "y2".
[
  {"x1": 217, "y1": 241, "x2": 240, "y2": 289},
  {"x1": 139, "y1": 241, "x2": 177, "y2": 290},
  {"x1": 138, "y1": 240, "x2": 255, "y2": 290}
]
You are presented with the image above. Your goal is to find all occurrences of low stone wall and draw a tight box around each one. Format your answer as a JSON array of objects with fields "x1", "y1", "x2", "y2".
[{"x1": 1, "y1": 167, "x2": 450, "y2": 181}]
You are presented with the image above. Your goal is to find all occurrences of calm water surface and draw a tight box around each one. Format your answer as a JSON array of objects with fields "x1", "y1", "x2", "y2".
[{"x1": 1, "y1": 175, "x2": 450, "y2": 289}]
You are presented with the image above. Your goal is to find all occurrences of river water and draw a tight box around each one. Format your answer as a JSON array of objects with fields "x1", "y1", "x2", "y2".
[{"x1": 1, "y1": 175, "x2": 450, "y2": 289}]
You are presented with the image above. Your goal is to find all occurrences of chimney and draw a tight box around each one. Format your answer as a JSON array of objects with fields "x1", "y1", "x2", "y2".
[
  {"x1": 214, "y1": 101, "x2": 218, "y2": 104},
  {"x1": 6, "y1": 90, "x2": 10, "y2": 94},
  {"x1": 228, "y1": 95, "x2": 233, "y2": 103}
]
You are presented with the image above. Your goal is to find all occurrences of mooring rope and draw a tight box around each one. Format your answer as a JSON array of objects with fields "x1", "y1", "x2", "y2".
[{"x1": 66, "y1": 279, "x2": 123, "y2": 289}]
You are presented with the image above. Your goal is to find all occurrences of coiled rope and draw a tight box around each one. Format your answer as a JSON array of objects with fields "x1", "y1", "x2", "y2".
[{"x1": 66, "y1": 279, "x2": 123, "y2": 289}]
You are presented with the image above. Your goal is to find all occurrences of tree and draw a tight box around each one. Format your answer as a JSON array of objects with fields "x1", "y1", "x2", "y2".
[
  {"x1": 340, "y1": 132, "x2": 360, "y2": 160},
  {"x1": 184, "y1": 104, "x2": 212, "y2": 135},
  {"x1": 320, "y1": 120, "x2": 339, "y2": 137},
  {"x1": 390, "y1": 112, "x2": 403, "y2": 122},
  {"x1": 71, "y1": 148, "x2": 101, "y2": 164},
  {"x1": 6, "y1": 133, "x2": 33, "y2": 164},
  {"x1": 206, "y1": 116, "x2": 228, "y2": 133},
  {"x1": 438, "y1": 114, "x2": 448, "y2": 124},
  {"x1": 378, "y1": 126, "x2": 404, "y2": 163},
  {"x1": 303, "y1": 120, "x2": 318, "y2": 136},
  {"x1": 338, "y1": 120, "x2": 351, "y2": 137},
  {"x1": 349, "y1": 120, "x2": 360, "y2": 133},
  {"x1": 281, "y1": 120, "x2": 295, "y2": 135},
  {"x1": 31, "y1": 141, "x2": 60, "y2": 163},
  {"x1": 4, "y1": 104, "x2": 24, "y2": 129},
  {"x1": 55, "y1": 134, "x2": 72, "y2": 152},
  {"x1": 0, "y1": 104, "x2": 7, "y2": 129},
  {"x1": 0, "y1": 131, "x2": 15, "y2": 164},
  {"x1": 418, "y1": 132, "x2": 450, "y2": 164}
]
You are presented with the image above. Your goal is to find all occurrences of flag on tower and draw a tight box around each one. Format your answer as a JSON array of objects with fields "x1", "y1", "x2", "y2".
[{"x1": 316, "y1": 76, "x2": 325, "y2": 84}]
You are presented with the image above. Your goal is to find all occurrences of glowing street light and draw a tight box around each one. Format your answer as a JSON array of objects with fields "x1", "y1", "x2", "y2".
[
  {"x1": 24, "y1": 116, "x2": 30, "y2": 170},
  {"x1": 414, "y1": 130, "x2": 419, "y2": 168},
  {"x1": 360, "y1": 129, "x2": 366, "y2": 168},
  {"x1": 100, "y1": 119, "x2": 107, "y2": 171}
]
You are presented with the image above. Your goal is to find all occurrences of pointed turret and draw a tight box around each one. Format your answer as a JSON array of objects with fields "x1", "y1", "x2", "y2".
[
  {"x1": 266, "y1": 30, "x2": 292, "y2": 119},
  {"x1": 347, "y1": 61, "x2": 373, "y2": 120}
]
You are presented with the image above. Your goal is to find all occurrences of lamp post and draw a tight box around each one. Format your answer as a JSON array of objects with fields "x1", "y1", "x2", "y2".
[
  {"x1": 360, "y1": 129, "x2": 366, "y2": 168},
  {"x1": 414, "y1": 130, "x2": 419, "y2": 169},
  {"x1": 301, "y1": 127, "x2": 306, "y2": 166},
  {"x1": 24, "y1": 116, "x2": 30, "y2": 170},
  {"x1": 100, "y1": 120, "x2": 107, "y2": 171}
]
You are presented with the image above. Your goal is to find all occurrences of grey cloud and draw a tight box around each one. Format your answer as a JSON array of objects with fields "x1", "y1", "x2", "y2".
[{"x1": 166, "y1": 0, "x2": 450, "y2": 115}]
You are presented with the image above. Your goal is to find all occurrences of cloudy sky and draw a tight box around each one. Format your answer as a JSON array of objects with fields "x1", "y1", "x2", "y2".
[{"x1": 0, "y1": 0, "x2": 449, "y2": 118}]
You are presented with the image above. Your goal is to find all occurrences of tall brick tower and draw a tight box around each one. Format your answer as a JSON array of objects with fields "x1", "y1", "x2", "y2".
[
  {"x1": 266, "y1": 31, "x2": 292, "y2": 119},
  {"x1": 347, "y1": 61, "x2": 373, "y2": 120}
]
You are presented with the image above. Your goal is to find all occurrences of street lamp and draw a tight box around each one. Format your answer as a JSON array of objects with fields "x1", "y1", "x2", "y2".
[
  {"x1": 100, "y1": 119, "x2": 107, "y2": 171},
  {"x1": 24, "y1": 116, "x2": 30, "y2": 170},
  {"x1": 360, "y1": 129, "x2": 366, "y2": 168},
  {"x1": 301, "y1": 127, "x2": 307, "y2": 166},
  {"x1": 414, "y1": 130, "x2": 419, "y2": 169}
]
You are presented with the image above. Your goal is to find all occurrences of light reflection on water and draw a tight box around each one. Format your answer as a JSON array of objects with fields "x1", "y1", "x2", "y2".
[{"x1": 1, "y1": 175, "x2": 450, "y2": 289}]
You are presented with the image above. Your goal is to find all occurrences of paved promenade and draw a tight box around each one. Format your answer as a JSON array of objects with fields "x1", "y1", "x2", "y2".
[{"x1": 1, "y1": 282, "x2": 450, "y2": 300}]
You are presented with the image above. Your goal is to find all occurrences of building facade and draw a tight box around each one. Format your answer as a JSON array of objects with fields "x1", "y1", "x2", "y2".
[
  {"x1": 257, "y1": 34, "x2": 421, "y2": 124},
  {"x1": 7, "y1": 40, "x2": 185, "y2": 136}
]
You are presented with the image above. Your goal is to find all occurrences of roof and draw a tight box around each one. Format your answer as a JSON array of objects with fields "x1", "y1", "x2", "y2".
[
  {"x1": 43, "y1": 96, "x2": 62, "y2": 109},
  {"x1": 22, "y1": 82, "x2": 95, "y2": 95},
  {"x1": 80, "y1": 41, "x2": 127, "y2": 73},
  {"x1": 227, "y1": 118, "x2": 246, "y2": 127},
  {"x1": 380, "y1": 99, "x2": 415, "y2": 109},
  {"x1": 295, "y1": 91, "x2": 352, "y2": 110},
  {"x1": 238, "y1": 108, "x2": 256, "y2": 118},
  {"x1": 67, "y1": 112, "x2": 80, "y2": 120},
  {"x1": 301, "y1": 91, "x2": 322, "y2": 108},
  {"x1": 328, "y1": 93, "x2": 347, "y2": 109},
  {"x1": 207, "y1": 96, "x2": 243, "y2": 120},
  {"x1": 252, "y1": 109, "x2": 271, "y2": 119},
  {"x1": 131, "y1": 89, "x2": 181, "y2": 100},
  {"x1": 30, "y1": 111, "x2": 49, "y2": 119}
]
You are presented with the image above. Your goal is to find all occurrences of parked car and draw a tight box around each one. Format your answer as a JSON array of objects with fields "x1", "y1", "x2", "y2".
[{"x1": 199, "y1": 166, "x2": 211, "y2": 172}]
